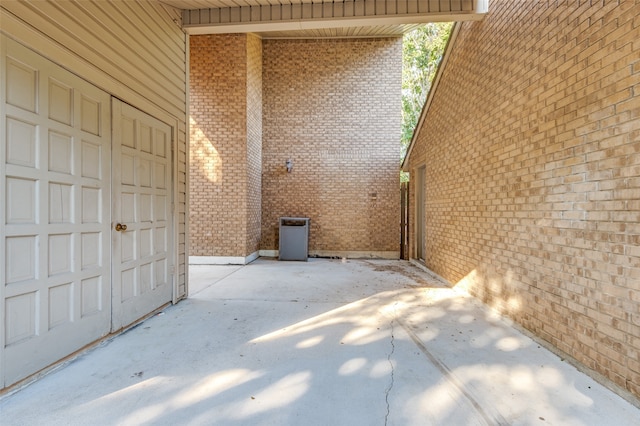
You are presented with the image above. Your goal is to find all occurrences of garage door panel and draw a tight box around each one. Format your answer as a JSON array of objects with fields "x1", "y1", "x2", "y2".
[
  {"x1": 155, "y1": 131, "x2": 167, "y2": 158},
  {"x1": 81, "y1": 232, "x2": 102, "y2": 269},
  {"x1": 155, "y1": 226, "x2": 167, "y2": 253},
  {"x1": 140, "y1": 263, "x2": 153, "y2": 294},
  {"x1": 155, "y1": 259, "x2": 167, "y2": 285},
  {"x1": 140, "y1": 194, "x2": 152, "y2": 222},
  {"x1": 48, "y1": 78, "x2": 73, "y2": 126},
  {"x1": 4, "y1": 292, "x2": 37, "y2": 346},
  {"x1": 48, "y1": 233, "x2": 73, "y2": 276},
  {"x1": 155, "y1": 195, "x2": 168, "y2": 221},
  {"x1": 48, "y1": 131, "x2": 73, "y2": 174},
  {"x1": 80, "y1": 276, "x2": 103, "y2": 317},
  {"x1": 121, "y1": 154, "x2": 136, "y2": 185},
  {"x1": 5, "y1": 236, "x2": 38, "y2": 284},
  {"x1": 81, "y1": 186, "x2": 101, "y2": 223},
  {"x1": 121, "y1": 229, "x2": 136, "y2": 262},
  {"x1": 6, "y1": 116, "x2": 37, "y2": 167},
  {"x1": 140, "y1": 123, "x2": 153, "y2": 153},
  {"x1": 120, "y1": 116, "x2": 136, "y2": 147},
  {"x1": 5, "y1": 56, "x2": 37, "y2": 112},
  {"x1": 120, "y1": 192, "x2": 136, "y2": 223},
  {"x1": 155, "y1": 163, "x2": 167, "y2": 189},
  {"x1": 48, "y1": 282, "x2": 73, "y2": 330},
  {"x1": 121, "y1": 268, "x2": 136, "y2": 302},
  {"x1": 2, "y1": 37, "x2": 111, "y2": 388},
  {"x1": 139, "y1": 157, "x2": 152, "y2": 187},
  {"x1": 81, "y1": 140, "x2": 102, "y2": 179},
  {"x1": 79, "y1": 95, "x2": 101, "y2": 136},
  {"x1": 140, "y1": 228, "x2": 153, "y2": 258},
  {"x1": 6, "y1": 177, "x2": 37, "y2": 224},
  {"x1": 48, "y1": 182, "x2": 73, "y2": 223}
]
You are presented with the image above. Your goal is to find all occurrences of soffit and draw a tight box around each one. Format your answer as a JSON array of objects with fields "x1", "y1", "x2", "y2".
[{"x1": 158, "y1": 1, "x2": 487, "y2": 38}]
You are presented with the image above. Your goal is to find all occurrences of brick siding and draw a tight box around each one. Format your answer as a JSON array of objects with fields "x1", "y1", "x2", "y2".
[
  {"x1": 190, "y1": 34, "x2": 255, "y2": 257},
  {"x1": 407, "y1": 0, "x2": 640, "y2": 400},
  {"x1": 191, "y1": 35, "x2": 402, "y2": 259},
  {"x1": 261, "y1": 38, "x2": 402, "y2": 256},
  {"x1": 246, "y1": 34, "x2": 263, "y2": 255}
]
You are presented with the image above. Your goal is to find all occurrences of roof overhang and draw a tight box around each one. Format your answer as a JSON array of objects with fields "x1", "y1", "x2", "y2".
[{"x1": 159, "y1": 1, "x2": 487, "y2": 38}]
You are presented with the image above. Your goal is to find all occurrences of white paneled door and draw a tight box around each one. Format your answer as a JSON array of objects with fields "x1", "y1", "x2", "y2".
[
  {"x1": 1, "y1": 38, "x2": 174, "y2": 388},
  {"x1": 1, "y1": 37, "x2": 112, "y2": 386},
  {"x1": 111, "y1": 99, "x2": 173, "y2": 331}
]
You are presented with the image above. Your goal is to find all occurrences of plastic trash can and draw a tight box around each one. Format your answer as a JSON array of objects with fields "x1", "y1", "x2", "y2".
[{"x1": 279, "y1": 217, "x2": 310, "y2": 261}]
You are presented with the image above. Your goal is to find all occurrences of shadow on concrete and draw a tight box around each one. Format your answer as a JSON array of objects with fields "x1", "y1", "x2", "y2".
[{"x1": 1, "y1": 259, "x2": 637, "y2": 425}]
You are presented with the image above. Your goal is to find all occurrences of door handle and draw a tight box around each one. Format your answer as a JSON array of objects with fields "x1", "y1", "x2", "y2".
[{"x1": 115, "y1": 223, "x2": 127, "y2": 232}]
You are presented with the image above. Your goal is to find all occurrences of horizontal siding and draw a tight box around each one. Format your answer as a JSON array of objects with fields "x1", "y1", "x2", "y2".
[
  {"x1": 1, "y1": 0, "x2": 185, "y2": 119},
  {"x1": 0, "y1": 0, "x2": 188, "y2": 299},
  {"x1": 177, "y1": 117, "x2": 189, "y2": 299}
]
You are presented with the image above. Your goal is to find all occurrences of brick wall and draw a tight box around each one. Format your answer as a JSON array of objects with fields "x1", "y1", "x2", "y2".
[
  {"x1": 246, "y1": 34, "x2": 262, "y2": 255},
  {"x1": 191, "y1": 36, "x2": 401, "y2": 259},
  {"x1": 190, "y1": 34, "x2": 255, "y2": 257},
  {"x1": 261, "y1": 38, "x2": 402, "y2": 257},
  {"x1": 407, "y1": 1, "x2": 640, "y2": 400}
]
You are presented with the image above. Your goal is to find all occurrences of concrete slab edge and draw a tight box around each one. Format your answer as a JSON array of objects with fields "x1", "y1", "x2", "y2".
[{"x1": 409, "y1": 258, "x2": 640, "y2": 409}]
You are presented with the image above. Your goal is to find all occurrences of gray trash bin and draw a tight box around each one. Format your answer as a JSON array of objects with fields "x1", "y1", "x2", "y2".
[{"x1": 279, "y1": 217, "x2": 310, "y2": 261}]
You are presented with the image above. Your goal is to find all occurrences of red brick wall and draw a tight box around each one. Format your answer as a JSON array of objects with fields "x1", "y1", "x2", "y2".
[
  {"x1": 407, "y1": 0, "x2": 640, "y2": 400},
  {"x1": 261, "y1": 38, "x2": 402, "y2": 257}
]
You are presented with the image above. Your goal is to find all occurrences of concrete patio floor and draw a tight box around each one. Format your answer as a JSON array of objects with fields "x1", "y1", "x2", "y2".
[{"x1": 1, "y1": 258, "x2": 638, "y2": 425}]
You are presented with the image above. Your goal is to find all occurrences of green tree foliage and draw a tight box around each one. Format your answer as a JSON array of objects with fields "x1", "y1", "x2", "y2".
[{"x1": 401, "y1": 23, "x2": 453, "y2": 158}]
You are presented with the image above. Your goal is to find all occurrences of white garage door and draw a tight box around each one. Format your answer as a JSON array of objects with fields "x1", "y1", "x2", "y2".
[
  {"x1": 1, "y1": 37, "x2": 174, "y2": 388},
  {"x1": 1, "y1": 37, "x2": 112, "y2": 386}
]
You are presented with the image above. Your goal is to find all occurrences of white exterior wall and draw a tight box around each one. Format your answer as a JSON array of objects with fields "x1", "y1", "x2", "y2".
[
  {"x1": 0, "y1": 0, "x2": 188, "y2": 389},
  {"x1": 1, "y1": 0, "x2": 188, "y2": 300}
]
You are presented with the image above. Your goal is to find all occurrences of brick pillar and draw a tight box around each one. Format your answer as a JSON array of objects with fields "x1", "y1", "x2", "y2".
[{"x1": 189, "y1": 34, "x2": 262, "y2": 261}]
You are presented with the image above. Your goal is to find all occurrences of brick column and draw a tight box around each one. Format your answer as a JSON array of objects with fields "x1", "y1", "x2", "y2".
[{"x1": 189, "y1": 34, "x2": 262, "y2": 262}]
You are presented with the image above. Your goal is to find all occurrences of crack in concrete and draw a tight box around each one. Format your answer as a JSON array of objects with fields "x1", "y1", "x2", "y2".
[
  {"x1": 397, "y1": 318, "x2": 510, "y2": 426},
  {"x1": 384, "y1": 319, "x2": 395, "y2": 426}
]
